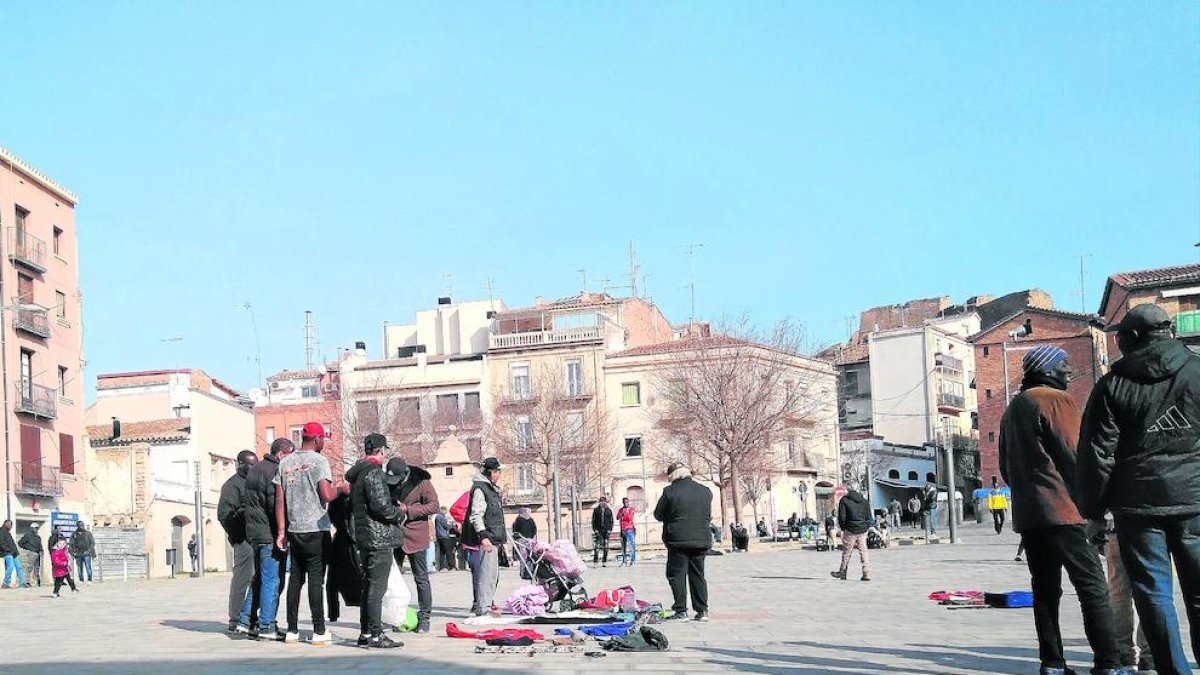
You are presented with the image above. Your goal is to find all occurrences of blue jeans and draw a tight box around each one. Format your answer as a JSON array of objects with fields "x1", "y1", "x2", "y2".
[
  {"x1": 1115, "y1": 513, "x2": 1200, "y2": 675},
  {"x1": 76, "y1": 555, "x2": 93, "y2": 582},
  {"x1": 252, "y1": 544, "x2": 287, "y2": 632},
  {"x1": 621, "y1": 530, "x2": 636, "y2": 564},
  {"x1": 3, "y1": 554, "x2": 25, "y2": 587}
]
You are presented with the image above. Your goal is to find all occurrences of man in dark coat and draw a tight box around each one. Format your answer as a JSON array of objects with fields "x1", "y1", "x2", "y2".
[
  {"x1": 346, "y1": 433, "x2": 403, "y2": 649},
  {"x1": 387, "y1": 456, "x2": 440, "y2": 634},
  {"x1": 1000, "y1": 345, "x2": 1128, "y2": 675},
  {"x1": 831, "y1": 486, "x2": 872, "y2": 581},
  {"x1": 219, "y1": 449, "x2": 258, "y2": 634},
  {"x1": 243, "y1": 438, "x2": 292, "y2": 639},
  {"x1": 592, "y1": 496, "x2": 614, "y2": 566},
  {"x1": 18, "y1": 523, "x2": 43, "y2": 587},
  {"x1": 1079, "y1": 304, "x2": 1200, "y2": 675},
  {"x1": 1, "y1": 520, "x2": 26, "y2": 588},
  {"x1": 68, "y1": 522, "x2": 96, "y2": 583},
  {"x1": 653, "y1": 463, "x2": 713, "y2": 622}
]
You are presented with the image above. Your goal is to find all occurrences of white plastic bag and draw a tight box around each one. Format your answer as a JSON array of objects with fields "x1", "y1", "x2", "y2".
[{"x1": 380, "y1": 559, "x2": 412, "y2": 627}]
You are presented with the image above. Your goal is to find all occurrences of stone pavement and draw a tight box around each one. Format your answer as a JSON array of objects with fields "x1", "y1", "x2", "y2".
[{"x1": 1, "y1": 522, "x2": 1194, "y2": 674}]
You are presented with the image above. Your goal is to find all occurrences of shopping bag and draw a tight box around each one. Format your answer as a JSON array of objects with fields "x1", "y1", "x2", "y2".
[{"x1": 380, "y1": 559, "x2": 413, "y2": 627}]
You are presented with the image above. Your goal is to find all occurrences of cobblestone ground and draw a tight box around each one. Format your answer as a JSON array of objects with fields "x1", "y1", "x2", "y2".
[{"x1": 1, "y1": 522, "x2": 1194, "y2": 674}]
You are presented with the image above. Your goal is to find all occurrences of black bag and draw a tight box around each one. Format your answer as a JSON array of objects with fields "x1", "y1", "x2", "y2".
[{"x1": 601, "y1": 626, "x2": 670, "y2": 652}]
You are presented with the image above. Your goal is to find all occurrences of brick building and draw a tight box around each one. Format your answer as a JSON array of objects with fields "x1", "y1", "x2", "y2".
[
  {"x1": 971, "y1": 307, "x2": 1106, "y2": 486},
  {"x1": 249, "y1": 367, "x2": 345, "y2": 483},
  {"x1": 1098, "y1": 263, "x2": 1200, "y2": 353}
]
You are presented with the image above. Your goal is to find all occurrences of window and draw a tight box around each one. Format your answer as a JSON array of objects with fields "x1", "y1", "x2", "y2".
[
  {"x1": 621, "y1": 382, "x2": 641, "y2": 406},
  {"x1": 988, "y1": 431, "x2": 996, "y2": 443},
  {"x1": 787, "y1": 441, "x2": 797, "y2": 464},
  {"x1": 907, "y1": 471, "x2": 918, "y2": 481},
  {"x1": 564, "y1": 359, "x2": 584, "y2": 396},
  {"x1": 19, "y1": 350, "x2": 32, "y2": 399},
  {"x1": 301, "y1": 385, "x2": 319, "y2": 398},
  {"x1": 983, "y1": 345, "x2": 990, "y2": 357},
  {"x1": 888, "y1": 469, "x2": 900, "y2": 479},
  {"x1": 356, "y1": 399, "x2": 380, "y2": 432},
  {"x1": 290, "y1": 426, "x2": 303, "y2": 445},
  {"x1": 444, "y1": 466, "x2": 454, "y2": 477},
  {"x1": 985, "y1": 389, "x2": 993, "y2": 400},
  {"x1": 398, "y1": 398, "x2": 420, "y2": 428},
  {"x1": 58, "y1": 366, "x2": 67, "y2": 396},
  {"x1": 14, "y1": 206, "x2": 28, "y2": 238},
  {"x1": 511, "y1": 363, "x2": 531, "y2": 399},
  {"x1": 436, "y1": 394, "x2": 459, "y2": 423},
  {"x1": 515, "y1": 416, "x2": 532, "y2": 449},
  {"x1": 17, "y1": 274, "x2": 33, "y2": 304},
  {"x1": 52, "y1": 227, "x2": 62, "y2": 255},
  {"x1": 55, "y1": 291, "x2": 66, "y2": 319},
  {"x1": 624, "y1": 436, "x2": 643, "y2": 457},
  {"x1": 926, "y1": 472, "x2": 936, "y2": 483},
  {"x1": 59, "y1": 433, "x2": 75, "y2": 475},
  {"x1": 515, "y1": 463, "x2": 536, "y2": 494},
  {"x1": 463, "y1": 392, "x2": 481, "y2": 423},
  {"x1": 843, "y1": 371, "x2": 859, "y2": 396},
  {"x1": 265, "y1": 427, "x2": 276, "y2": 443}
]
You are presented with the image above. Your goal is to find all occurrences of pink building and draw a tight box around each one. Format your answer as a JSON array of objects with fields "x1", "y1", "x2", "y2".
[{"x1": 0, "y1": 146, "x2": 85, "y2": 544}]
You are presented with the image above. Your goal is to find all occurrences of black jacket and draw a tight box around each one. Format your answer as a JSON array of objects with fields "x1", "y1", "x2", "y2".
[
  {"x1": 218, "y1": 466, "x2": 250, "y2": 545},
  {"x1": 592, "y1": 504, "x2": 614, "y2": 534},
  {"x1": 461, "y1": 475, "x2": 507, "y2": 546},
  {"x1": 653, "y1": 474, "x2": 713, "y2": 549},
  {"x1": 18, "y1": 531, "x2": 42, "y2": 553},
  {"x1": 69, "y1": 530, "x2": 95, "y2": 557},
  {"x1": 0, "y1": 528, "x2": 18, "y2": 556},
  {"x1": 512, "y1": 515, "x2": 537, "y2": 540},
  {"x1": 347, "y1": 459, "x2": 403, "y2": 551},
  {"x1": 243, "y1": 454, "x2": 282, "y2": 545},
  {"x1": 837, "y1": 491, "x2": 871, "y2": 535},
  {"x1": 1078, "y1": 338, "x2": 1200, "y2": 519}
]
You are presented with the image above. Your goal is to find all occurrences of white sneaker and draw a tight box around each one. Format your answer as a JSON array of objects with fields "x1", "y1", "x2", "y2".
[
  {"x1": 310, "y1": 631, "x2": 331, "y2": 646},
  {"x1": 283, "y1": 631, "x2": 300, "y2": 644}
]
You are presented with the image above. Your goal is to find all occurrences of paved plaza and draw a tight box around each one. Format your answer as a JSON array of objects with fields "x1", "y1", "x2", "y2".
[{"x1": 2, "y1": 522, "x2": 1194, "y2": 674}]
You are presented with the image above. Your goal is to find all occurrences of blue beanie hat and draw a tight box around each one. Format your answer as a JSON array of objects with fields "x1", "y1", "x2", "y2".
[{"x1": 1022, "y1": 345, "x2": 1068, "y2": 374}]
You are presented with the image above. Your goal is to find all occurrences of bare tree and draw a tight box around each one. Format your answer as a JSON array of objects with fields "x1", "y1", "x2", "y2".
[
  {"x1": 649, "y1": 317, "x2": 836, "y2": 529},
  {"x1": 487, "y1": 364, "x2": 616, "y2": 541},
  {"x1": 737, "y1": 444, "x2": 787, "y2": 527},
  {"x1": 839, "y1": 437, "x2": 891, "y2": 501},
  {"x1": 340, "y1": 367, "x2": 425, "y2": 471}
]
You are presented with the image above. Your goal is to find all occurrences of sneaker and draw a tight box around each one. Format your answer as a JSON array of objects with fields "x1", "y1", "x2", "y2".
[
  {"x1": 369, "y1": 634, "x2": 403, "y2": 649},
  {"x1": 693, "y1": 612, "x2": 709, "y2": 622},
  {"x1": 830, "y1": 571, "x2": 847, "y2": 580},
  {"x1": 227, "y1": 621, "x2": 240, "y2": 633},
  {"x1": 356, "y1": 634, "x2": 371, "y2": 648},
  {"x1": 415, "y1": 621, "x2": 430, "y2": 634},
  {"x1": 232, "y1": 624, "x2": 250, "y2": 636},
  {"x1": 1038, "y1": 668, "x2": 1079, "y2": 675},
  {"x1": 1014, "y1": 556, "x2": 1024, "y2": 562},
  {"x1": 664, "y1": 611, "x2": 689, "y2": 621},
  {"x1": 310, "y1": 631, "x2": 331, "y2": 646},
  {"x1": 283, "y1": 631, "x2": 300, "y2": 644},
  {"x1": 860, "y1": 575, "x2": 871, "y2": 582},
  {"x1": 270, "y1": 630, "x2": 288, "y2": 642},
  {"x1": 51, "y1": 593, "x2": 60, "y2": 598}
]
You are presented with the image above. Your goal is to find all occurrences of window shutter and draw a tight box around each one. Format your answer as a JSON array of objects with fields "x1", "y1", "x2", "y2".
[
  {"x1": 60, "y1": 434, "x2": 75, "y2": 475},
  {"x1": 20, "y1": 425, "x2": 41, "y2": 482}
]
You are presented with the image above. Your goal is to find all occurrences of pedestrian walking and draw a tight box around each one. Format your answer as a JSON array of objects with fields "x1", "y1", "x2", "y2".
[
  {"x1": 462, "y1": 457, "x2": 506, "y2": 617},
  {"x1": 1, "y1": 520, "x2": 26, "y2": 588},
  {"x1": 19, "y1": 523, "x2": 43, "y2": 587},
  {"x1": 831, "y1": 485, "x2": 872, "y2": 581},
  {"x1": 68, "y1": 522, "x2": 95, "y2": 583},
  {"x1": 592, "y1": 497, "x2": 614, "y2": 567},
  {"x1": 922, "y1": 484, "x2": 939, "y2": 536},
  {"x1": 187, "y1": 534, "x2": 198, "y2": 572},
  {"x1": 434, "y1": 507, "x2": 456, "y2": 571},
  {"x1": 654, "y1": 463, "x2": 713, "y2": 622},
  {"x1": 346, "y1": 434, "x2": 404, "y2": 649},
  {"x1": 1000, "y1": 344, "x2": 1131, "y2": 675},
  {"x1": 219, "y1": 449, "x2": 258, "y2": 635},
  {"x1": 243, "y1": 438, "x2": 293, "y2": 641},
  {"x1": 49, "y1": 538, "x2": 77, "y2": 597},
  {"x1": 888, "y1": 499, "x2": 902, "y2": 529},
  {"x1": 274, "y1": 421, "x2": 337, "y2": 645},
  {"x1": 987, "y1": 477, "x2": 1010, "y2": 535},
  {"x1": 907, "y1": 494, "x2": 921, "y2": 529},
  {"x1": 823, "y1": 512, "x2": 837, "y2": 550},
  {"x1": 617, "y1": 498, "x2": 637, "y2": 566},
  {"x1": 386, "y1": 453, "x2": 439, "y2": 635},
  {"x1": 1078, "y1": 304, "x2": 1200, "y2": 675}
]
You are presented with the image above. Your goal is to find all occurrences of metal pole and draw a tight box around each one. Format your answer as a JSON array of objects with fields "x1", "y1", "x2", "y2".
[
  {"x1": 193, "y1": 461, "x2": 204, "y2": 577},
  {"x1": 549, "y1": 445, "x2": 561, "y2": 542},
  {"x1": 944, "y1": 424, "x2": 959, "y2": 544}
]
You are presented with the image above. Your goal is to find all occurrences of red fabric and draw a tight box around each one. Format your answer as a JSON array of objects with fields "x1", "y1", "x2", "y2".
[
  {"x1": 928, "y1": 590, "x2": 984, "y2": 602},
  {"x1": 444, "y1": 622, "x2": 544, "y2": 641},
  {"x1": 50, "y1": 547, "x2": 70, "y2": 578},
  {"x1": 450, "y1": 491, "x2": 471, "y2": 524},
  {"x1": 618, "y1": 506, "x2": 636, "y2": 532}
]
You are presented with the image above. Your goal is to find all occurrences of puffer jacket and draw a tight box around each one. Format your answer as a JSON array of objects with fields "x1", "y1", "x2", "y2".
[
  {"x1": 218, "y1": 466, "x2": 251, "y2": 545},
  {"x1": 836, "y1": 491, "x2": 871, "y2": 535},
  {"x1": 653, "y1": 470, "x2": 713, "y2": 549},
  {"x1": 243, "y1": 454, "x2": 281, "y2": 545},
  {"x1": 1078, "y1": 337, "x2": 1200, "y2": 519},
  {"x1": 347, "y1": 458, "x2": 403, "y2": 551}
]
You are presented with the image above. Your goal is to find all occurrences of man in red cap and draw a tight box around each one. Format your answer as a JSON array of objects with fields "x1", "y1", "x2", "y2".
[{"x1": 274, "y1": 421, "x2": 336, "y2": 644}]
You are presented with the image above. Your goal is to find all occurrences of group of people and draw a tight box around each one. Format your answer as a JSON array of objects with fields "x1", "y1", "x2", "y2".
[
  {"x1": 1000, "y1": 304, "x2": 1198, "y2": 675},
  {"x1": 1, "y1": 519, "x2": 95, "y2": 594},
  {"x1": 589, "y1": 496, "x2": 639, "y2": 566}
]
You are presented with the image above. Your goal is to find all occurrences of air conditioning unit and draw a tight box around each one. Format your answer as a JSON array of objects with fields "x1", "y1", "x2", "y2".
[
  {"x1": 270, "y1": 381, "x2": 280, "y2": 390},
  {"x1": 323, "y1": 383, "x2": 339, "y2": 394}
]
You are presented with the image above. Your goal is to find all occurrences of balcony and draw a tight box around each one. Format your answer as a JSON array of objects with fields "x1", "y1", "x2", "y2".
[
  {"x1": 934, "y1": 353, "x2": 964, "y2": 371},
  {"x1": 12, "y1": 300, "x2": 51, "y2": 338},
  {"x1": 937, "y1": 392, "x2": 966, "y2": 413},
  {"x1": 489, "y1": 325, "x2": 603, "y2": 350},
  {"x1": 503, "y1": 486, "x2": 547, "y2": 505},
  {"x1": 10, "y1": 461, "x2": 64, "y2": 497},
  {"x1": 8, "y1": 229, "x2": 47, "y2": 273},
  {"x1": 432, "y1": 409, "x2": 485, "y2": 431},
  {"x1": 14, "y1": 382, "x2": 57, "y2": 418},
  {"x1": 1176, "y1": 311, "x2": 1200, "y2": 338}
]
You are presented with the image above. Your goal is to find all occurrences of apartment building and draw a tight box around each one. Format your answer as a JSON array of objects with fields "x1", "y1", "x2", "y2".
[
  {"x1": 0, "y1": 147, "x2": 85, "y2": 546},
  {"x1": 248, "y1": 366, "x2": 345, "y2": 482},
  {"x1": 1098, "y1": 263, "x2": 1200, "y2": 353}
]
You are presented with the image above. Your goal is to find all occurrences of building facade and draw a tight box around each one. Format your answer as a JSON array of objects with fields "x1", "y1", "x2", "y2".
[
  {"x1": 0, "y1": 147, "x2": 85, "y2": 547},
  {"x1": 1098, "y1": 264, "x2": 1200, "y2": 353},
  {"x1": 249, "y1": 367, "x2": 345, "y2": 482}
]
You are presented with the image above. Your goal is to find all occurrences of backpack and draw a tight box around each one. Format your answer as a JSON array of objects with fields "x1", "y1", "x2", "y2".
[{"x1": 450, "y1": 489, "x2": 473, "y2": 525}]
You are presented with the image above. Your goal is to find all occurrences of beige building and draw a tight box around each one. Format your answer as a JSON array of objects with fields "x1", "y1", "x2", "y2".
[
  {"x1": 0, "y1": 146, "x2": 86, "y2": 546},
  {"x1": 85, "y1": 369, "x2": 255, "y2": 578}
]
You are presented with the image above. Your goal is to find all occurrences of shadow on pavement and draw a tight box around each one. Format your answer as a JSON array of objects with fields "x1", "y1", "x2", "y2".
[
  {"x1": 2, "y1": 656, "x2": 483, "y2": 675},
  {"x1": 780, "y1": 640, "x2": 1055, "y2": 674},
  {"x1": 159, "y1": 619, "x2": 231, "y2": 636}
]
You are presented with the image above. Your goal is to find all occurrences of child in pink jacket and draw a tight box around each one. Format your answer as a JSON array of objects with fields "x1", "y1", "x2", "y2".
[{"x1": 50, "y1": 538, "x2": 77, "y2": 597}]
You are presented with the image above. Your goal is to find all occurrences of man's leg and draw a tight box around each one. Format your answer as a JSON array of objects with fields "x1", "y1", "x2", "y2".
[
  {"x1": 1023, "y1": 529, "x2": 1068, "y2": 670},
  {"x1": 1053, "y1": 525, "x2": 1122, "y2": 670},
  {"x1": 993, "y1": 510, "x2": 1003, "y2": 534},
  {"x1": 406, "y1": 549, "x2": 433, "y2": 628},
  {"x1": 230, "y1": 541, "x2": 256, "y2": 627},
  {"x1": 628, "y1": 531, "x2": 637, "y2": 564},
  {"x1": 619, "y1": 531, "x2": 629, "y2": 564},
  {"x1": 837, "y1": 532, "x2": 854, "y2": 575},
  {"x1": 2, "y1": 555, "x2": 12, "y2": 587},
  {"x1": 467, "y1": 548, "x2": 482, "y2": 615},
  {"x1": 1165, "y1": 512, "x2": 1200, "y2": 669},
  {"x1": 686, "y1": 548, "x2": 708, "y2": 614},
  {"x1": 359, "y1": 548, "x2": 390, "y2": 638},
  {"x1": 481, "y1": 547, "x2": 500, "y2": 611},
  {"x1": 84, "y1": 555, "x2": 93, "y2": 582},
  {"x1": 1104, "y1": 534, "x2": 1141, "y2": 668},
  {"x1": 857, "y1": 532, "x2": 871, "y2": 579},
  {"x1": 256, "y1": 545, "x2": 284, "y2": 635},
  {"x1": 593, "y1": 532, "x2": 601, "y2": 564},
  {"x1": 1117, "y1": 514, "x2": 1191, "y2": 675},
  {"x1": 285, "y1": 536, "x2": 308, "y2": 634},
  {"x1": 305, "y1": 532, "x2": 330, "y2": 635},
  {"x1": 665, "y1": 546, "x2": 688, "y2": 614}
]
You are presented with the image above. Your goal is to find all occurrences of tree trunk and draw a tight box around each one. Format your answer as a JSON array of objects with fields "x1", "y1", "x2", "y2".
[{"x1": 729, "y1": 460, "x2": 742, "y2": 527}]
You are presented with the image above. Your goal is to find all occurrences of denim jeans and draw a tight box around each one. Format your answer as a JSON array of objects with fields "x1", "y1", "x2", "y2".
[
  {"x1": 75, "y1": 555, "x2": 93, "y2": 582},
  {"x1": 621, "y1": 530, "x2": 636, "y2": 564},
  {"x1": 253, "y1": 543, "x2": 287, "y2": 633},
  {"x1": 1115, "y1": 512, "x2": 1200, "y2": 675},
  {"x1": 3, "y1": 554, "x2": 25, "y2": 587}
]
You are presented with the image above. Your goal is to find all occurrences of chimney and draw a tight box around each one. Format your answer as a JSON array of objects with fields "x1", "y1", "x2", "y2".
[
  {"x1": 438, "y1": 296, "x2": 452, "y2": 306},
  {"x1": 354, "y1": 341, "x2": 367, "y2": 357},
  {"x1": 111, "y1": 417, "x2": 121, "y2": 440}
]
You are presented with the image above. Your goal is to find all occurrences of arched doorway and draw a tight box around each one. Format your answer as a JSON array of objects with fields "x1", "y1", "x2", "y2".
[{"x1": 814, "y1": 481, "x2": 835, "y2": 518}]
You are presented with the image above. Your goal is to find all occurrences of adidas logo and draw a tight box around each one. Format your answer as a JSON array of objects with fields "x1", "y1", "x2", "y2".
[{"x1": 1148, "y1": 406, "x2": 1193, "y2": 433}]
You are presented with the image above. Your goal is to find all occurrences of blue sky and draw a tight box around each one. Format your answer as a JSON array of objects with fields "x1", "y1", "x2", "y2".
[{"x1": 2, "y1": 3, "x2": 1197, "y2": 396}]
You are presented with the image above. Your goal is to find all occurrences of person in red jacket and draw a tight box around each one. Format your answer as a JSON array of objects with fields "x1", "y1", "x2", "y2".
[
  {"x1": 617, "y1": 498, "x2": 637, "y2": 566},
  {"x1": 49, "y1": 538, "x2": 77, "y2": 597}
]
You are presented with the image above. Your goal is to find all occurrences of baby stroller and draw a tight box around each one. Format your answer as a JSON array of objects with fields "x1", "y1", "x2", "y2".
[{"x1": 512, "y1": 534, "x2": 588, "y2": 612}]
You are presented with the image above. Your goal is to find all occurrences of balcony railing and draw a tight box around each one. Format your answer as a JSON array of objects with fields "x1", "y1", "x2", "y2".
[
  {"x1": 1176, "y1": 311, "x2": 1200, "y2": 338},
  {"x1": 10, "y1": 461, "x2": 64, "y2": 497},
  {"x1": 503, "y1": 486, "x2": 547, "y2": 505},
  {"x1": 934, "y1": 353, "x2": 964, "y2": 371},
  {"x1": 14, "y1": 381, "x2": 57, "y2": 418},
  {"x1": 8, "y1": 228, "x2": 47, "y2": 273},
  {"x1": 489, "y1": 325, "x2": 603, "y2": 350},
  {"x1": 13, "y1": 299, "x2": 51, "y2": 338},
  {"x1": 937, "y1": 392, "x2": 966, "y2": 411}
]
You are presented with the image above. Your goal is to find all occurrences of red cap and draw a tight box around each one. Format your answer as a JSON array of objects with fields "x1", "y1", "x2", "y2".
[{"x1": 302, "y1": 422, "x2": 326, "y2": 439}]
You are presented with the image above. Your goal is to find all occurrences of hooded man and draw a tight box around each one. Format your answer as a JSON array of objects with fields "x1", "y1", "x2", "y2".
[
  {"x1": 69, "y1": 522, "x2": 95, "y2": 583},
  {"x1": 1, "y1": 520, "x2": 26, "y2": 588},
  {"x1": 220, "y1": 449, "x2": 259, "y2": 634},
  {"x1": 346, "y1": 433, "x2": 403, "y2": 649},
  {"x1": 1079, "y1": 304, "x2": 1200, "y2": 675},
  {"x1": 831, "y1": 484, "x2": 871, "y2": 581},
  {"x1": 461, "y1": 457, "x2": 506, "y2": 617},
  {"x1": 19, "y1": 523, "x2": 43, "y2": 587},
  {"x1": 592, "y1": 496, "x2": 614, "y2": 566},
  {"x1": 386, "y1": 455, "x2": 439, "y2": 634},
  {"x1": 243, "y1": 438, "x2": 293, "y2": 640},
  {"x1": 653, "y1": 463, "x2": 713, "y2": 622},
  {"x1": 1000, "y1": 344, "x2": 1131, "y2": 675}
]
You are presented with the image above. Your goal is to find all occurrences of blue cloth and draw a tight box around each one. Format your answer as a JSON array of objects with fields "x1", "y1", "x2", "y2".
[
  {"x1": 3, "y1": 554, "x2": 25, "y2": 587},
  {"x1": 435, "y1": 513, "x2": 452, "y2": 539},
  {"x1": 252, "y1": 543, "x2": 287, "y2": 632},
  {"x1": 76, "y1": 554, "x2": 93, "y2": 582},
  {"x1": 554, "y1": 623, "x2": 635, "y2": 637},
  {"x1": 1115, "y1": 512, "x2": 1200, "y2": 675},
  {"x1": 621, "y1": 530, "x2": 637, "y2": 564},
  {"x1": 1022, "y1": 345, "x2": 1068, "y2": 374}
]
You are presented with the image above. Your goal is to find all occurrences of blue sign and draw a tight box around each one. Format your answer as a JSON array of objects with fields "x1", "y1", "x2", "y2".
[{"x1": 51, "y1": 511, "x2": 79, "y2": 537}]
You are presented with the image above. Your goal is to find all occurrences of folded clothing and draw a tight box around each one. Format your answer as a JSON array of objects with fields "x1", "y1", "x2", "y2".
[
  {"x1": 486, "y1": 636, "x2": 536, "y2": 647},
  {"x1": 445, "y1": 622, "x2": 546, "y2": 641}
]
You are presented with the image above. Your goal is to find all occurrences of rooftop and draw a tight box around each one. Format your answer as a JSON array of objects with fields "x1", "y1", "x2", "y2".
[
  {"x1": 0, "y1": 145, "x2": 79, "y2": 204},
  {"x1": 266, "y1": 369, "x2": 321, "y2": 382},
  {"x1": 87, "y1": 417, "x2": 191, "y2": 445},
  {"x1": 609, "y1": 335, "x2": 755, "y2": 358},
  {"x1": 1111, "y1": 264, "x2": 1200, "y2": 290},
  {"x1": 96, "y1": 368, "x2": 241, "y2": 399}
]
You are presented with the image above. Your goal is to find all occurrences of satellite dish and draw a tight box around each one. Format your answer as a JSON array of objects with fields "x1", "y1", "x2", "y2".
[{"x1": 317, "y1": 364, "x2": 328, "y2": 375}]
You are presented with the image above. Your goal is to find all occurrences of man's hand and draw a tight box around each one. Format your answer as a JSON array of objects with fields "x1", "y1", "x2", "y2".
[
  {"x1": 396, "y1": 502, "x2": 409, "y2": 515},
  {"x1": 275, "y1": 534, "x2": 287, "y2": 551},
  {"x1": 481, "y1": 538, "x2": 494, "y2": 552},
  {"x1": 338, "y1": 482, "x2": 351, "y2": 496}
]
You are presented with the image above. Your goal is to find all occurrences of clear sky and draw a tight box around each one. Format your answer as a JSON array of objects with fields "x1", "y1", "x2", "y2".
[{"x1": 2, "y1": 3, "x2": 1197, "y2": 397}]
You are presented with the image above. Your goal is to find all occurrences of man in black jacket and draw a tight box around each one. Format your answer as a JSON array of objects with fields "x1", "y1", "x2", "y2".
[
  {"x1": 219, "y1": 449, "x2": 258, "y2": 634},
  {"x1": 18, "y1": 523, "x2": 43, "y2": 587},
  {"x1": 1079, "y1": 304, "x2": 1200, "y2": 675},
  {"x1": 68, "y1": 522, "x2": 95, "y2": 583},
  {"x1": 346, "y1": 433, "x2": 403, "y2": 649},
  {"x1": 592, "y1": 496, "x2": 614, "y2": 567},
  {"x1": 462, "y1": 457, "x2": 506, "y2": 617},
  {"x1": 243, "y1": 438, "x2": 292, "y2": 640},
  {"x1": 831, "y1": 486, "x2": 872, "y2": 581},
  {"x1": 1, "y1": 520, "x2": 26, "y2": 588},
  {"x1": 653, "y1": 463, "x2": 713, "y2": 622}
]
